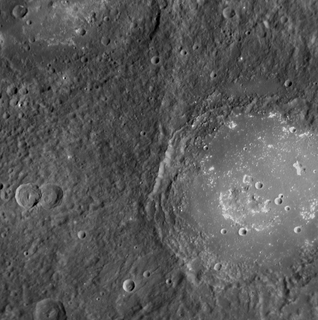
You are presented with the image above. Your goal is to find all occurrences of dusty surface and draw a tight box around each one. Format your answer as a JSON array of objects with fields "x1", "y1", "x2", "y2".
[
  {"x1": 186, "y1": 113, "x2": 318, "y2": 267},
  {"x1": 1, "y1": 0, "x2": 318, "y2": 319}
]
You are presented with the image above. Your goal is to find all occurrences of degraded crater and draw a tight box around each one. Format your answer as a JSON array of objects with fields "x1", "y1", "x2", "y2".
[
  {"x1": 38, "y1": 184, "x2": 63, "y2": 209},
  {"x1": 15, "y1": 183, "x2": 41, "y2": 209},
  {"x1": 184, "y1": 112, "x2": 318, "y2": 267},
  {"x1": 34, "y1": 298, "x2": 67, "y2": 320}
]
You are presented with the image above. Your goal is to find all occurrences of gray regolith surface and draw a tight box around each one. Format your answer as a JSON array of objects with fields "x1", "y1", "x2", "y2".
[{"x1": 1, "y1": 0, "x2": 318, "y2": 319}]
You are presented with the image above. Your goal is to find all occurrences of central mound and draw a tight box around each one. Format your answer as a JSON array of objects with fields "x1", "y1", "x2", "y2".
[{"x1": 188, "y1": 113, "x2": 318, "y2": 266}]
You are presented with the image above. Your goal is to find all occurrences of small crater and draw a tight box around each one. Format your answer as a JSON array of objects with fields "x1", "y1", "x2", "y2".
[
  {"x1": 12, "y1": 5, "x2": 28, "y2": 19},
  {"x1": 101, "y1": 36, "x2": 110, "y2": 46},
  {"x1": 222, "y1": 7, "x2": 235, "y2": 19},
  {"x1": 255, "y1": 182, "x2": 264, "y2": 189},
  {"x1": 274, "y1": 197, "x2": 283, "y2": 205},
  {"x1": 214, "y1": 263, "x2": 222, "y2": 271},
  {"x1": 6, "y1": 85, "x2": 18, "y2": 96},
  {"x1": 220, "y1": 228, "x2": 227, "y2": 235},
  {"x1": 284, "y1": 206, "x2": 291, "y2": 212},
  {"x1": 15, "y1": 183, "x2": 41, "y2": 209},
  {"x1": 210, "y1": 71, "x2": 217, "y2": 79},
  {"x1": 77, "y1": 231, "x2": 86, "y2": 239},
  {"x1": 238, "y1": 228, "x2": 247, "y2": 236},
  {"x1": 38, "y1": 184, "x2": 63, "y2": 209},
  {"x1": 75, "y1": 28, "x2": 86, "y2": 36},
  {"x1": 280, "y1": 16, "x2": 288, "y2": 24},
  {"x1": 284, "y1": 79, "x2": 293, "y2": 88},
  {"x1": 34, "y1": 299, "x2": 67, "y2": 320},
  {"x1": 151, "y1": 56, "x2": 160, "y2": 65},
  {"x1": 289, "y1": 127, "x2": 297, "y2": 133},
  {"x1": 294, "y1": 226, "x2": 302, "y2": 234},
  {"x1": 143, "y1": 271, "x2": 151, "y2": 278},
  {"x1": 180, "y1": 49, "x2": 188, "y2": 56},
  {"x1": 123, "y1": 279, "x2": 135, "y2": 292}
]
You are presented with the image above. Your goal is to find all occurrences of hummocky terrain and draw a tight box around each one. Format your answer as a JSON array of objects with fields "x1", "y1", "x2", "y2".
[{"x1": 1, "y1": 0, "x2": 318, "y2": 319}]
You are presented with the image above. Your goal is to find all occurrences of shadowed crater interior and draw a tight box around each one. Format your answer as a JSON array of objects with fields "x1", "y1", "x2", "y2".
[{"x1": 186, "y1": 113, "x2": 318, "y2": 267}]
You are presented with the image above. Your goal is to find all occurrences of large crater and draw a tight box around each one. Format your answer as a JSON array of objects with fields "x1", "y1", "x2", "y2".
[{"x1": 186, "y1": 112, "x2": 318, "y2": 267}]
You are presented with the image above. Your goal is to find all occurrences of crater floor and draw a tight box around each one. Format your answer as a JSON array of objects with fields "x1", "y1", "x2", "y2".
[{"x1": 188, "y1": 113, "x2": 318, "y2": 266}]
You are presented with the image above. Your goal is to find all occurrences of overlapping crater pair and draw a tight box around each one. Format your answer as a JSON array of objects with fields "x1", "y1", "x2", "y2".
[{"x1": 15, "y1": 183, "x2": 63, "y2": 210}]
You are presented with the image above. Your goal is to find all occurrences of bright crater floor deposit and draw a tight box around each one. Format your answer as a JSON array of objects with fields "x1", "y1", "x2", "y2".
[{"x1": 188, "y1": 113, "x2": 318, "y2": 265}]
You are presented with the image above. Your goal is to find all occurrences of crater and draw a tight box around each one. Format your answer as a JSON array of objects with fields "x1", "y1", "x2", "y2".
[
  {"x1": 38, "y1": 184, "x2": 63, "y2": 209},
  {"x1": 186, "y1": 113, "x2": 318, "y2": 266}
]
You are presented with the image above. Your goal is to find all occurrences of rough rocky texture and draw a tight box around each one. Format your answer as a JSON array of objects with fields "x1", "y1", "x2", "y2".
[{"x1": 0, "y1": 0, "x2": 318, "y2": 319}]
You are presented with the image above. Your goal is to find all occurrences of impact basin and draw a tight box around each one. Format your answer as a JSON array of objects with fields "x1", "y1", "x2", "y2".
[{"x1": 187, "y1": 113, "x2": 318, "y2": 266}]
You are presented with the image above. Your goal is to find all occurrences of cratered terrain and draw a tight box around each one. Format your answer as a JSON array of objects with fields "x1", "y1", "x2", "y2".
[{"x1": 1, "y1": 0, "x2": 318, "y2": 319}]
